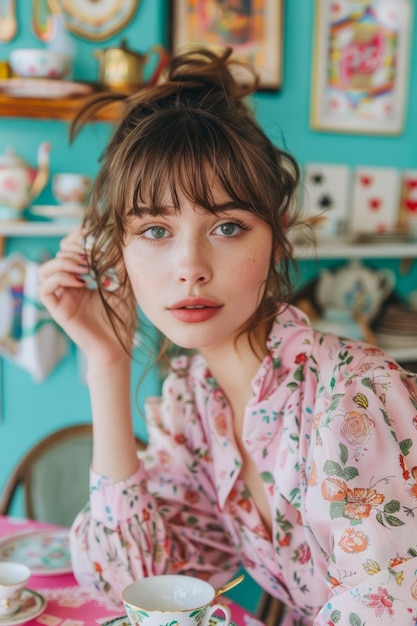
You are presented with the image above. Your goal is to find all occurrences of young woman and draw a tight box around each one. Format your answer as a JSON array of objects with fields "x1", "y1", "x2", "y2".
[{"x1": 39, "y1": 47, "x2": 417, "y2": 625}]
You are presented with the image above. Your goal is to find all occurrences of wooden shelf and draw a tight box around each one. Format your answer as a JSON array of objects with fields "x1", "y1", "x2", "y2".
[{"x1": 0, "y1": 94, "x2": 121, "y2": 121}]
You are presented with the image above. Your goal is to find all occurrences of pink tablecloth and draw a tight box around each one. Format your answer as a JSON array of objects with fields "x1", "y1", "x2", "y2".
[{"x1": 0, "y1": 516, "x2": 263, "y2": 626}]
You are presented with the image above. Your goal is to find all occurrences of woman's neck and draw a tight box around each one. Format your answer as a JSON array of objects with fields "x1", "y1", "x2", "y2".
[{"x1": 200, "y1": 323, "x2": 271, "y2": 432}]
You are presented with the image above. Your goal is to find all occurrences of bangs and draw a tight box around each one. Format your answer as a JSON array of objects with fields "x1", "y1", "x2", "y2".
[{"x1": 107, "y1": 108, "x2": 272, "y2": 222}]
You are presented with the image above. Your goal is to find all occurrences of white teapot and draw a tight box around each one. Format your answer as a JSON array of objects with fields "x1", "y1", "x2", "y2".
[
  {"x1": 0, "y1": 143, "x2": 51, "y2": 217},
  {"x1": 316, "y1": 260, "x2": 395, "y2": 322}
]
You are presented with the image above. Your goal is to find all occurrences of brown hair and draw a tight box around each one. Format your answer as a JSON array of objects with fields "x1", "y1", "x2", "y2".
[{"x1": 71, "y1": 46, "x2": 300, "y2": 363}]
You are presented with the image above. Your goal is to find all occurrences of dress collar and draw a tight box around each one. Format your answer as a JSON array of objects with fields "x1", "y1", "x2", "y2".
[{"x1": 194, "y1": 305, "x2": 314, "y2": 509}]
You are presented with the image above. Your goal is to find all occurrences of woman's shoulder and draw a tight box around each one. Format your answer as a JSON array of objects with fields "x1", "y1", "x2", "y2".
[{"x1": 271, "y1": 304, "x2": 416, "y2": 390}]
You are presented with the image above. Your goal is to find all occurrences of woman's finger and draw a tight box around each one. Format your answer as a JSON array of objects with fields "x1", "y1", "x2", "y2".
[
  {"x1": 39, "y1": 267, "x2": 87, "y2": 293},
  {"x1": 39, "y1": 256, "x2": 88, "y2": 280},
  {"x1": 55, "y1": 249, "x2": 88, "y2": 264},
  {"x1": 38, "y1": 270, "x2": 87, "y2": 309}
]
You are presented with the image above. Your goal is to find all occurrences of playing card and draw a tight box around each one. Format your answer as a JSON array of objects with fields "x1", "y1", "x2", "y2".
[
  {"x1": 350, "y1": 166, "x2": 402, "y2": 234},
  {"x1": 398, "y1": 170, "x2": 417, "y2": 236},
  {"x1": 301, "y1": 163, "x2": 351, "y2": 238}
]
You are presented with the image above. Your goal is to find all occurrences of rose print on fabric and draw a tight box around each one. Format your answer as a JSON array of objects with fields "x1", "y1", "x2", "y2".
[
  {"x1": 214, "y1": 413, "x2": 227, "y2": 436},
  {"x1": 340, "y1": 410, "x2": 375, "y2": 446},
  {"x1": 292, "y1": 541, "x2": 311, "y2": 564},
  {"x1": 338, "y1": 527, "x2": 369, "y2": 553}
]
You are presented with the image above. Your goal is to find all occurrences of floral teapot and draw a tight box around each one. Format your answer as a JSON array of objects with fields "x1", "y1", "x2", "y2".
[
  {"x1": 0, "y1": 142, "x2": 51, "y2": 217},
  {"x1": 316, "y1": 260, "x2": 396, "y2": 323}
]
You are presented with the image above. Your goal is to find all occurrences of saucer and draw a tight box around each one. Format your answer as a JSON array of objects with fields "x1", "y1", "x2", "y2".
[
  {"x1": 101, "y1": 617, "x2": 131, "y2": 626},
  {"x1": 0, "y1": 78, "x2": 93, "y2": 99},
  {"x1": 0, "y1": 589, "x2": 46, "y2": 626},
  {"x1": 101, "y1": 615, "x2": 238, "y2": 626},
  {"x1": 29, "y1": 204, "x2": 84, "y2": 222}
]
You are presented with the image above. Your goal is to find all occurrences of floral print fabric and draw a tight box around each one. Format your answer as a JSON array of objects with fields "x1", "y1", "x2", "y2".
[{"x1": 70, "y1": 305, "x2": 417, "y2": 625}]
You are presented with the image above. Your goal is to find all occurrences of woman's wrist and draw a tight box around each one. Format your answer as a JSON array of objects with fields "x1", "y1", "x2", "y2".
[{"x1": 86, "y1": 351, "x2": 131, "y2": 383}]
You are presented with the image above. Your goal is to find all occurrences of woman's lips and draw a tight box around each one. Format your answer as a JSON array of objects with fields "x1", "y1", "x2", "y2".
[{"x1": 168, "y1": 299, "x2": 223, "y2": 323}]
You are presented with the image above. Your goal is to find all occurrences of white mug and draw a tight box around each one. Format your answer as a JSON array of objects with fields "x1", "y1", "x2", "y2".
[
  {"x1": 122, "y1": 575, "x2": 231, "y2": 626},
  {"x1": 0, "y1": 561, "x2": 31, "y2": 616}
]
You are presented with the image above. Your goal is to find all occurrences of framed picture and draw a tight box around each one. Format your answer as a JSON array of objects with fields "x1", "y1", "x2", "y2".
[
  {"x1": 310, "y1": 0, "x2": 413, "y2": 135},
  {"x1": 169, "y1": 0, "x2": 284, "y2": 91}
]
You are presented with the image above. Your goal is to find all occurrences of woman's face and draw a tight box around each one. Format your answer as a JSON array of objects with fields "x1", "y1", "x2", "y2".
[{"x1": 122, "y1": 186, "x2": 273, "y2": 355}]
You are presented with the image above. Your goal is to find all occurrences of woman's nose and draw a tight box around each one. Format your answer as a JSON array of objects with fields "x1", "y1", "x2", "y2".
[{"x1": 174, "y1": 239, "x2": 212, "y2": 285}]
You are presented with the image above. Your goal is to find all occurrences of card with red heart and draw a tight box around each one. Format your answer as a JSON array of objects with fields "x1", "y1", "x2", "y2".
[
  {"x1": 350, "y1": 166, "x2": 402, "y2": 234},
  {"x1": 398, "y1": 170, "x2": 417, "y2": 235}
]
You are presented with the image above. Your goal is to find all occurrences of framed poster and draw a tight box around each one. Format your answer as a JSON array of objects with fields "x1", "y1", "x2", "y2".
[
  {"x1": 169, "y1": 0, "x2": 284, "y2": 91},
  {"x1": 310, "y1": 0, "x2": 413, "y2": 135}
]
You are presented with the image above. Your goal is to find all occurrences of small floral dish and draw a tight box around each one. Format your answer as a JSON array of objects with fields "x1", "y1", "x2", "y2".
[{"x1": 9, "y1": 49, "x2": 72, "y2": 80}]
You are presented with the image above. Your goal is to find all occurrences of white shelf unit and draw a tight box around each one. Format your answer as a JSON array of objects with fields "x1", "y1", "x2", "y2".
[
  {"x1": 1, "y1": 222, "x2": 416, "y2": 364},
  {"x1": 0, "y1": 221, "x2": 76, "y2": 237},
  {"x1": 378, "y1": 347, "x2": 417, "y2": 363},
  {"x1": 293, "y1": 238, "x2": 417, "y2": 260},
  {"x1": 1, "y1": 224, "x2": 417, "y2": 258}
]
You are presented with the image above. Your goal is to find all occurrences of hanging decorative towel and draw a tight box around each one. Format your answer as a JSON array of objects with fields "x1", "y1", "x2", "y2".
[{"x1": 0, "y1": 253, "x2": 69, "y2": 382}]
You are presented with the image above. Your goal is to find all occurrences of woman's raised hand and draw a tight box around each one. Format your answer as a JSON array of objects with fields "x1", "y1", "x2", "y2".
[{"x1": 38, "y1": 228, "x2": 130, "y2": 366}]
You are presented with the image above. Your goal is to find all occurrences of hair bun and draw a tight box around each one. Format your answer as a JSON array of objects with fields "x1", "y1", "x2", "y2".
[{"x1": 162, "y1": 46, "x2": 259, "y2": 101}]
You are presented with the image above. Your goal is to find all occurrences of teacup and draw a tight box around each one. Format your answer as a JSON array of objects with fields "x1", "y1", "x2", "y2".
[
  {"x1": 0, "y1": 561, "x2": 31, "y2": 617},
  {"x1": 122, "y1": 575, "x2": 231, "y2": 626},
  {"x1": 52, "y1": 173, "x2": 92, "y2": 206}
]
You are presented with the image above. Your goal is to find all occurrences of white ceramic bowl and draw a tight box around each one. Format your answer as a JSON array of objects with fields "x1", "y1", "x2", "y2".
[
  {"x1": 9, "y1": 49, "x2": 72, "y2": 80},
  {"x1": 52, "y1": 173, "x2": 92, "y2": 206}
]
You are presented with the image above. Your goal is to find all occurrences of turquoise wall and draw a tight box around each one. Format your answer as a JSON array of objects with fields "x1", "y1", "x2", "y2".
[
  {"x1": 0, "y1": 2, "x2": 168, "y2": 508},
  {"x1": 0, "y1": 0, "x2": 416, "y2": 613}
]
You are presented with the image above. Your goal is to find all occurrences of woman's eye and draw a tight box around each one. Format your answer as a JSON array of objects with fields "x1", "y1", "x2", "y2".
[
  {"x1": 214, "y1": 222, "x2": 244, "y2": 236},
  {"x1": 142, "y1": 225, "x2": 169, "y2": 239}
]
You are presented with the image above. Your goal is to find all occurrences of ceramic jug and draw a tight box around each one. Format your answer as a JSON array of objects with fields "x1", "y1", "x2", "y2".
[
  {"x1": 0, "y1": 143, "x2": 51, "y2": 217},
  {"x1": 94, "y1": 40, "x2": 169, "y2": 92},
  {"x1": 315, "y1": 260, "x2": 395, "y2": 322}
]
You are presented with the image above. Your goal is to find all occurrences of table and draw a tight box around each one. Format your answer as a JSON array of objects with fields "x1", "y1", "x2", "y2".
[{"x1": 0, "y1": 516, "x2": 263, "y2": 626}]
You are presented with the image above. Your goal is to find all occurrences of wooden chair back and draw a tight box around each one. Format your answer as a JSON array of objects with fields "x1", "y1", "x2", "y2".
[{"x1": 0, "y1": 424, "x2": 145, "y2": 526}]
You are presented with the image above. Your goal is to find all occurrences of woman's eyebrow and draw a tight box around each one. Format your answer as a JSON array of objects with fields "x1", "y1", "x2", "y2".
[
  {"x1": 126, "y1": 205, "x2": 174, "y2": 217},
  {"x1": 212, "y1": 201, "x2": 252, "y2": 212},
  {"x1": 212, "y1": 202, "x2": 239, "y2": 211},
  {"x1": 125, "y1": 201, "x2": 246, "y2": 218}
]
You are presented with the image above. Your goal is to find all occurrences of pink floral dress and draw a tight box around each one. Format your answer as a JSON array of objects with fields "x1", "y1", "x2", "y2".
[{"x1": 70, "y1": 305, "x2": 417, "y2": 625}]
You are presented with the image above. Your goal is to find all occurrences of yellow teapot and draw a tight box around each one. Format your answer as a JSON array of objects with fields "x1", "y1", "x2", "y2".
[{"x1": 94, "y1": 39, "x2": 169, "y2": 93}]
